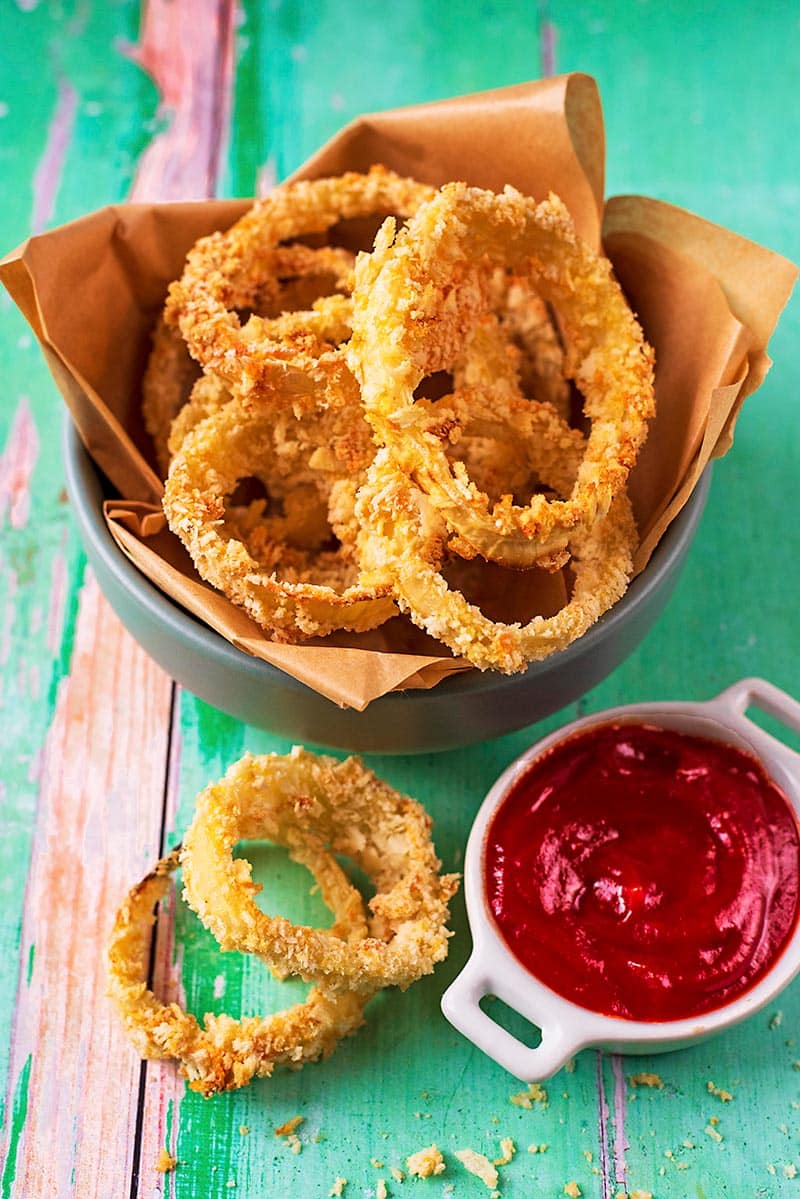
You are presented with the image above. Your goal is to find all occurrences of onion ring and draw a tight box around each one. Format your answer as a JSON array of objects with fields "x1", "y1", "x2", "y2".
[
  {"x1": 348, "y1": 185, "x2": 654, "y2": 568},
  {"x1": 106, "y1": 846, "x2": 372, "y2": 1097},
  {"x1": 163, "y1": 384, "x2": 395, "y2": 641},
  {"x1": 164, "y1": 166, "x2": 435, "y2": 399},
  {"x1": 354, "y1": 393, "x2": 638, "y2": 673},
  {"x1": 144, "y1": 241, "x2": 355, "y2": 475},
  {"x1": 180, "y1": 748, "x2": 459, "y2": 992}
]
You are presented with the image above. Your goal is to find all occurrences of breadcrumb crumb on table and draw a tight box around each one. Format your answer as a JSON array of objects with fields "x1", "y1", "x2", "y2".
[
  {"x1": 275, "y1": 1115, "x2": 304, "y2": 1136},
  {"x1": 389, "y1": 1165, "x2": 405, "y2": 1182},
  {"x1": 493, "y1": 1137, "x2": 515, "y2": 1166},
  {"x1": 629, "y1": 1072, "x2": 664, "y2": 1090},
  {"x1": 155, "y1": 1148, "x2": 177, "y2": 1173},
  {"x1": 329, "y1": 1178, "x2": 347, "y2": 1196},
  {"x1": 509, "y1": 1082, "x2": 548, "y2": 1108},
  {"x1": 406, "y1": 1145, "x2": 446, "y2": 1178},
  {"x1": 563, "y1": 1183, "x2": 581, "y2": 1198},
  {"x1": 454, "y1": 1149, "x2": 498, "y2": 1190},
  {"x1": 706, "y1": 1080, "x2": 733, "y2": 1101}
]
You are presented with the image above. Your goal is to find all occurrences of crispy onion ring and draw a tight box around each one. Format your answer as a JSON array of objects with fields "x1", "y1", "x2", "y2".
[
  {"x1": 181, "y1": 748, "x2": 459, "y2": 992},
  {"x1": 164, "y1": 166, "x2": 435, "y2": 398},
  {"x1": 107, "y1": 847, "x2": 372, "y2": 1098},
  {"x1": 144, "y1": 242, "x2": 355, "y2": 475},
  {"x1": 349, "y1": 185, "x2": 654, "y2": 568},
  {"x1": 354, "y1": 392, "x2": 637, "y2": 673},
  {"x1": 163, "y1": 380, "x2": 394, "y2": 640}
]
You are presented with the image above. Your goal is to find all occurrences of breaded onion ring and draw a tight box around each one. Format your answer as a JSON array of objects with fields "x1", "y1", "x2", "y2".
[
  {"x1": 163, "y1": 381, "x2": 394, "y2": 641},
  {"x1": 354, "y1": 394, "x2": 638, "y2": 673},
  {"x1": 348, "y1": 185, "x2": 654, "y2": 568},
  {"x1": 144, "y1": 241, "x2": 355, "y2": 475},
  {"x1": 181, "y1": 748, "x2": 459, "y2": 992},
  {"x1": 164, "y1": 166, "x2": 435, "y2": 398},
  {"x1": 107, "y1": 848, "x2": 372, "y2": 1098}
]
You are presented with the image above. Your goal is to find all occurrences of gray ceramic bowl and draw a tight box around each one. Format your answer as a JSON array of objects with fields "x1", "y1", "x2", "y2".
[{"x1": 63, "y1": 418, "x2": 710, "y2": 754}]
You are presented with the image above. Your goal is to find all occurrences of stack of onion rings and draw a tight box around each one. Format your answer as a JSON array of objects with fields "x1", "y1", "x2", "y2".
[
  {"x1": 107, "y1": 749, "x2": 458, "y2": 1096},
  {"x1": 145, "y1": 169, "x2": 654, "y2": 670}
]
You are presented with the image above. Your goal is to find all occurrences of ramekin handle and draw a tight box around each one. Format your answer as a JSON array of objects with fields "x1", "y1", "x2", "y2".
[
  {"x1": 710, "y1": 677, "x2": 800, "y2": 768},
  {"x1": 441, "y1": 956, "x2": 574, "y2": 1081}
]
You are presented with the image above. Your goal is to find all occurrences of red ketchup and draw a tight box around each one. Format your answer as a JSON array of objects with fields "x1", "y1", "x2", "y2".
[{"x1": 484, "y1": 723, "x2": 800, "y2": 1022}]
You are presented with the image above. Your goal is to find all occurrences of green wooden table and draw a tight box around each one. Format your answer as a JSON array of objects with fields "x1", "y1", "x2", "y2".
[{"x1": 1, "y1": 3, "x2": 799, "y2": 1196}]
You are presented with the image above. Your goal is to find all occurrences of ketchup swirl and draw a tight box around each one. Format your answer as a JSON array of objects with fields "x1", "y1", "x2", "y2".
[{"x1": 484, "y1": 723, "x2": 800, "y2": 1022}]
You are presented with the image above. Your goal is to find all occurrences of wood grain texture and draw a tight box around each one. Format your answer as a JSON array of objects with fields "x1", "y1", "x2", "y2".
[{"x1": 0, "y1": 1, "x2": 798, "y2": 1197}]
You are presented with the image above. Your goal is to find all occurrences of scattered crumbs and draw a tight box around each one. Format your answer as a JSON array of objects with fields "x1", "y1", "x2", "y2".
[
  {"x1": 629, "y1": 1072, "x2": 663, "y2": 1090},
  {"x1": 329, "y1": 1179, "x2": 347, "y2": 1197},
  {"x1": 444, "y1": 1188, "x2": 455, "y2": 1197},
  {"x1": 413, "y1": 1111, "x2": 432, "y2": 1120},
  {"x1": 371, "y1": 1159, "x2": 384, "y2": 1169},
  {"x1": 706, "y1": 1081, "x2": 733, "y2": 1102},
  {"x1": 390, "y1": 1166, "x2": 405, "y2": 1182},
  {"x1": 785, "y1": 1164, "x2": 798, "y2": 1180},
  {"x1": 493, "y1": 1137, "x2": 515, "y2": 1166},
  {"x1": 226, "y1": 1182, "x2": 236, "y2": 1190},
  {"x1": 767, "y1": 1164, "x2": 777, "y2": 1176},
  {"x1": 275, "y1": 1115, "x2": 304, "y2": 1137},
  {"x1": 709, "y1": 1115, "x2": 720, "y2": 1126},
  {"x1": 664, "y1": 1149, "x2": 675, "y2": 1161},
  {"x1": 629, "y1": 1192, "x2": 654, "y2": 1199},
  {"x1": 583, "y1": 1149, "x2": 593, "y2": 1163},
  {"x1": 527, "y1": 1143, "x2": 548, "y2": 1154},
  {"x1": 155, "y1": 1148, "x2": 177, "y2": 1173},
  {"x1": 658, "y1": 1166, "x2": 666, "y2": 1176},
  {"x1": 286, "y1": 1135, "x2": 302, "y2": 1155},
  {"x1": 421, "y1": 1091, "x2": 430, "y2": 1100},
  {"x1": 705, "y1": 1124, "x2": 723, "y2": 1144},
  {"x1": 490, "y1": 1116, "x2": 500, "y2": 1126},
  {"x1": 781, "y1": 1124, "x2": 790, "y2": 1135},
  {"x1": 676, "y1": 1161, "x2": 690, "y2": 1171},
  {"x1": 455, "y1": 1149, "x2": 498, "y2": 1190},
  {"x1": 770, "y1": 1011, "x2": 784, "y2": 1030},
  {"x1": 510, "y1": 1082, "x2": 548, "y2": 1109},
  {"x1": 564, "y1": 1183, "x2": 581, "y2": 1198},
  {"x1": 313, "y1": 1132, "x2": 327, "y2": 1144},
  {"x1": 376, "y1": 1181, "x2": 388, "y2": 1199},
  {"x1": 239, "y1": 1125, "x2": 249, "y2": 1136},
  {"x1": 407, "y1": 1146, "x2": 445, "y2": 1179},
  {"x1": 565, "y1": 1058, "x2": 576, "y2": 1073},
  {"x1": 562, "y1": 1091, "x2": 569, "y2": 1099},
  {"x1": 682, "y1": 1139, "x2": 695, "y2": 1149}
]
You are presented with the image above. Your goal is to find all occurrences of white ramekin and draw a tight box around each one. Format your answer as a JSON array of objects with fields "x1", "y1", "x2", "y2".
[{"x1": 441, "y1": 677, "x2": 800, "y2": 1080}]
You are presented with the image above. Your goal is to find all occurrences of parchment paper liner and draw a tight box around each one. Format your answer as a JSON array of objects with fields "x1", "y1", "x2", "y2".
[{"x1": 1, "y1": 73, "x2": 796, "y2": 711}]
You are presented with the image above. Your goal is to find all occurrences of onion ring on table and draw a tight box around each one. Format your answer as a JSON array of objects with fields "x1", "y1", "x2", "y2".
[
  {"x1": 163, "y1": 384, "x2": 396, "y2": 641},
  {"x1": 143, "y1": 241, "x2": 355, "y2": 475},
  {"x1": 181, "y1": 748, "x2": 459, "y2": 992},
  {"x1": 354, "y1": 391, "x2": 638, "y2": 673},
  {"x1": 164, "y1": 167, "x2": 435, "y2": 399},
  {"x1": 348, "y1": 185, "x2": 654, "y2": 569},
  {"x1": 107, "y1": 846, "x2": 373, "y2": 1097}
]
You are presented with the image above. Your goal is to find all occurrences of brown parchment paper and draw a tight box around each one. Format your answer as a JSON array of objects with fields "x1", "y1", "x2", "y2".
[{"x1": 1, "y1": 73, "x2": 797, "y2": 710}]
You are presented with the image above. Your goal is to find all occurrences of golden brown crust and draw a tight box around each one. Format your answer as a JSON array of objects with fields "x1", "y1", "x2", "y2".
[{"x1": 180, "y1": 748, "x2": 459, "y2": 992}]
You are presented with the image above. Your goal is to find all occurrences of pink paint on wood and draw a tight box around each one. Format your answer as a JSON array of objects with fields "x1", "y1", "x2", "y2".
[
  {"x1": 0, "y1": 397, "x2": 39, "y2": 531},
  {"x1": 30, "y1": 75, "x2": 79, "y2": 234},
  {"x1": 46, "y1": 547, "x2": 68, "y2": 656},
  {"x1": 595, "y1": 1051, "x2": 613, "y2": 1199},
  {"x1": 611, "y1": 1053, "x2": 630, "y2": 1184},
  {"x1": 0, "y1": 575, "x2": 173, "y2": 1197},
  {"x1": 121, "y1": 0, "x2": 238, "y2": 202},
  {"x1": 538, "y1": 14, "x2": 557, "y2": 78}
]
